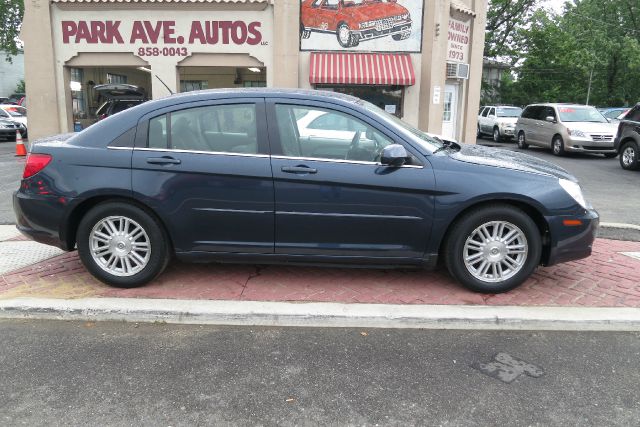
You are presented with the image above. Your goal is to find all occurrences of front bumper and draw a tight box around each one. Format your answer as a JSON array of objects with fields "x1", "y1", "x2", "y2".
[
  {"x1": 565, "y1": 136, "x2": 616, "y2": 154},
  {"x1": 355, "y1": 21, "x2": 411, "y2": 40},
  {"x1": 545, "y1": 208, "x2": 599, "y2": 266}
]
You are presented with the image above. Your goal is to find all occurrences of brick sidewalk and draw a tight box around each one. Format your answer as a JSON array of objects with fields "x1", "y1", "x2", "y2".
[{"x1": 1, "y1": 238, "x2": 640, "y2": 307}]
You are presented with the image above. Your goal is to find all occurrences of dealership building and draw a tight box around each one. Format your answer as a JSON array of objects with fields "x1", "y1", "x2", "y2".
[{"x1": 22, "y1": 0, "x2": 486, "y2": 142}]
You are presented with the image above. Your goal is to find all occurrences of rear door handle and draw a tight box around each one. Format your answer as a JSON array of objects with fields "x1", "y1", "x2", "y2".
[
  {"x1": 281, "y1": 165, "x2": 318, "y2": 174},
  {"x1": 146, "y1": 156, "x2": 181, "y2": 165}
]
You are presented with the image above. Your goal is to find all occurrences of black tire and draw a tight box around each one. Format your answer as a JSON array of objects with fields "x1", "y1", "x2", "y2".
[
  {"x1": 517, "y1": 131, "x2": 528, "y2": 149},
  {"x1": 493, "y1": 127, "x2": 502, "y2": 142},
  {"x1": 477, "y1": 125, "x2": 482, "y2": 139},
  {"x1": 392, "y1": 32, "x2": 410, "y2": 41},
  {"x1": 443, "y1": 204, "x2": 542, "y2": 293},
  {"x1": 552, "y1": 135, "x2": 565, "y2": 156},
  {"x1": 77, "y1": 202, "x2": 171, "y2": 288},
  {"x1": 336, "y1": 23, "x2": 358, "y2": 48},
  {"x1": 603, "y1": 153, "x2": 617, "y2": 159},
  {"x1": 619, "y1": 141, "x2": 640, "y2": 171}
]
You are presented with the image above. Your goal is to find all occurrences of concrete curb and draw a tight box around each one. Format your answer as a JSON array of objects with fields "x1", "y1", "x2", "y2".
[
  {"x1": 1, "y1": 297, "x2": 640, "y2": 331},
  {"x1": 599, "y1": 222, "x2": 640, "y2": 242}
]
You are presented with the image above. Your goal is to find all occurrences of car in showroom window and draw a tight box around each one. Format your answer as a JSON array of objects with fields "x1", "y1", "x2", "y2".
[{"x1": 14, "y1": 89, "x2": 598, "y2": 294}]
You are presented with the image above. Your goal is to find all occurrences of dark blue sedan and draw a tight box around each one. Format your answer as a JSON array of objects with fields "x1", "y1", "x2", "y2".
[{"x1": 14, "y1": 89, "x2": 598, "y2": 293}]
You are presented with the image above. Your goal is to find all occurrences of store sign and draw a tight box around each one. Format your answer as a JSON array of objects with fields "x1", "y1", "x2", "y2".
[
  {"x1": 447, "y1": 17, "x2": 470, "y2": 63},
  {"x1": 52, "y1": 9, "x2": 272, "y2": 63},
  {"x1": 61, "y1": 20, "x2": 264, "y2": 48},
  {"x1": 299, "y1": 0, "x2": 424, "y2": 53}
]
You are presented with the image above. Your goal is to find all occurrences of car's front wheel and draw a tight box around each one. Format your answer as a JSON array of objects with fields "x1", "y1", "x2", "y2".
[
  {"x1": 444, "y1": 204, "x2": 542, "y2": 293},
  {"x1": 620, "y1": 141, "x2": 640, "y2": 170},
  {"x1": 392, "y1": 32, "x2": 410, "y2": 41},
  {"x1": 552, "y1": 136, "x2": 565, "y2": 156},
  {"x1": 336, "y1": 23, "x2": 358, "y2": 47},
  {"x1": 493, "y1": 127, "x2": 501, "y2": 142},
  {"x1": 77, "y1": 202, "x2": 170, "y2": 288}
]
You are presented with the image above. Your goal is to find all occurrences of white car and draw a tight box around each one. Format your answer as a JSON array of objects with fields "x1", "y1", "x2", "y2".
[
  {"x1": 477, "y1": 105, "x2": 523, "y2": 142},
  {"x1": 0, "y1": 105, "x2": 27, "y2": 137}
]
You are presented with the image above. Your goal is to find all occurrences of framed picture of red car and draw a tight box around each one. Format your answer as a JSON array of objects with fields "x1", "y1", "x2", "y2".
[{"x1": 300, "y1": 0, "x2": 424, "y2": 52}]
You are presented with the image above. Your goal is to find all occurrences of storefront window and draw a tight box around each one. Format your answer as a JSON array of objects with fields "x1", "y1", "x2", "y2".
[
  {"x1": 106, "y1": 73, "x2": 127, "y2": 84},
  {"x1": 70, "y1": 68, "x2": 87, "y2": 119},
  {"x1": 243, "y1": 81, "x2": 267, "y2": 87},
  {"x1": 316, "y1": 85, "x2": 404, "y2": 118},
  {"x1": 180, "y1": 80, "x2": 209, "y2": 92}
]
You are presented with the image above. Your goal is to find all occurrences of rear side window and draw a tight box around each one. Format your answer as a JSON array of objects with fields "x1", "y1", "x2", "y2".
[
  {"x1": 147, "y1": 104, "x2": 258, "y2": 154},
  {"x1": 522, "y1": 106, "x2": 541, "y2": 119}
]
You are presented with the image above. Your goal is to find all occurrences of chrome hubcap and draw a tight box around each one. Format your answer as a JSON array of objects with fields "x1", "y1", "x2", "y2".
[
  {"x1": 90, "y1": 216, "x2": 151, "y2": 277},
  {"x1": 463, "y1": 221, "x2": 528, "y2": 283},
  {"x1": 554, "y1": 140, "x2": 561, "y2": 153},
  {"x1": 622, "y1": 147, "x2": 635, "y2": 166},
  {"x1": 339, "y1": 27, "x2": 350, "y2": 43}
]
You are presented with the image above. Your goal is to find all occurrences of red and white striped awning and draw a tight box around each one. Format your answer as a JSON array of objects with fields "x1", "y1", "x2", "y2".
[{"x1": 309, "y1": 52, "x2": 415, "y2": 86}]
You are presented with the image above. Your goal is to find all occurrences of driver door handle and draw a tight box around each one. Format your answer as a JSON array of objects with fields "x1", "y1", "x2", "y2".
[
  {"x1": 281, "y1": 166, "x2": 318, "y2": 174},
  {"x1": 146, "y1": 156, "x2": 181, "y2": 165}
]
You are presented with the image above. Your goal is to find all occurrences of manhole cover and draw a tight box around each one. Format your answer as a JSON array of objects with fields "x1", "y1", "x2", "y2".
[{"x1": 472, "y1": 352, "x2": 544, "y2": 384}]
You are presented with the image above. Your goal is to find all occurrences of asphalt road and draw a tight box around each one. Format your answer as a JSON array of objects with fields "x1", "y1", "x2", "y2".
[
  {"x1": 1, "y1": 319, "x2": 639, "y2": 426},
  {"x1": 476, "y1": 137, "x2": 640, "y2": 225},
  {"x1": 0, "y1": 137, "x2": 637, "y2": 225},
  {"x1": 0, "y1": 141, "x2": 23, "y2": 224}
]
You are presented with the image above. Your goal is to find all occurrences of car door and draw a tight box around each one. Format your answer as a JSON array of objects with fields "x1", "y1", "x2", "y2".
[
  {"x1": 523, "y1": 106, "x2": 543, "y2": 146},
  {"x1": 131, "y1": 98, "x2": 275, "y2": 254},
  {"x1": 267, "y1": 99, "x2": 436, "y2": 260},
  {"x1": 537, "y1": 106, "x2": 557, "y2": 148}
]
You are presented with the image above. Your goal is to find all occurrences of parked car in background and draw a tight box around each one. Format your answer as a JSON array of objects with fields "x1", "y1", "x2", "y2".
[
  {"x1": 515, "y1": 103, "x2": 618, "y2": 157},
  {"x1": 14, "y1": 88, "x2": 598, "y2": 294},
  {"x1": 7, "y1": 93, "x2": 25, "y2": 105},
  {"x1": 598, "y1": 107, "x2": 629, "y2": 121},
  {"x1": 300, "y1": 0, "x2": 412, "y2": 48},
  {"x1": 0, "y1": 105, "x2": 27, "y2": 137},
  {"x1": 0, "y1": 118, "x2": 23, "y2": 142},
  {"x1": 610, "y1": 108, "x2": 632, "y2": 124},
  {"x1": 477, "y1": 105, "x2": 522, "y2": 142},
  {"x1": 93, "y1": 84, "x2": 147, "y2": 122},
  {"x1": 614, "y1": 103, "x2": 640, "y2": 171}
]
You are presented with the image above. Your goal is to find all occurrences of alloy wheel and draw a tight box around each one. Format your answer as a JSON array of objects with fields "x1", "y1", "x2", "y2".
[
  {"x1": 463, "y1": 221, "x2": 528, "y2": 283},
  {"x1": 622, "y1": 146, "x2": 636, "y2": 167},
  {"x1": 89, "y1": 215, "x2": 151, "y2": 277},
  {"x1": 338, "y1": 26, "x2": 350, "y2": 45}
]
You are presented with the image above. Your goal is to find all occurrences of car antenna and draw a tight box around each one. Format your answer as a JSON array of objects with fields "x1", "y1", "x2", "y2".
[{"x1": 155, "y1": 75, "x2": 174, "y2": 95}]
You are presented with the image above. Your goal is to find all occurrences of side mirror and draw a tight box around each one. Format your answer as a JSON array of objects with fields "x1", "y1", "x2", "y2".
[
  {"x1": 380, "y1": 144, "x2": 408, "y2": 167},
  {"x1": 545, "y1": 116, "x2": 556, "y2": 123}
]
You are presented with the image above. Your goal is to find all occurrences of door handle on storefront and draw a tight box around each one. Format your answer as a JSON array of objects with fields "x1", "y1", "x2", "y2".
[
  {"x1": 281, "y1": 165, "x2": 317, "y2": 174},
  {"x1": 146, "y1": 156, "x2": 181, "y2": 165}
]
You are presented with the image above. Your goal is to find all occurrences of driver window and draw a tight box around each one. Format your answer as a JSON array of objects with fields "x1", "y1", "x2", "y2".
[
  {"x1": 323, "y1": 0, "x2": 339, "y2": 9},
  {"x1": 275, "y1": 104, "x2": 399, "y2": 163}
]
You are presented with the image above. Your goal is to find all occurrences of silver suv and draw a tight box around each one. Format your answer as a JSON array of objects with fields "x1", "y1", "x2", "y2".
[
  {"x1": 515, "y1": 103, "x2": 618, "y2": 157},
  {"x1": 477, "y1": 105, "x2": 523, "y2": 142}
]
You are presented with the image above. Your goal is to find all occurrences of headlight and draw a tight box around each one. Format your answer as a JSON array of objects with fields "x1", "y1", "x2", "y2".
[
  {"x1": 567, "y1": 129, "x2": 587, "y2": 138},
  {"x1": 559, "y1": 178, "x2": 588, "y2": 209}
]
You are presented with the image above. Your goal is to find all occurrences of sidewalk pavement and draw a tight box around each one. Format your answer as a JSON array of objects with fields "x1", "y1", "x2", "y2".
[{"x1": 2, "y1": 224, "x2": 640, "y2": 307}]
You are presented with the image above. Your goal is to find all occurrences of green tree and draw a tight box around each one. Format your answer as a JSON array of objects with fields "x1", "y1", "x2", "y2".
[
  {"x1": 0, "y1": 0, "x2": 24, "y2": 62},
  {"x1": 484, "y1": 0, "x2": 541, "y2": 63}
]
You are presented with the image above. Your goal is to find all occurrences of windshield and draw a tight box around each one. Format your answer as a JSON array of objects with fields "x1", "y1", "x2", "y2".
[
  {"x1": 2, "y1": 106, "x2": 26, "y2": 117},
  {"x1": 496, "y1": 107, "x2": 522, "y2": 118},
  {"x1": 363, "y1": 101, "x2": 445, "y2": 153},
  {"x1": 558, "y1": 106, "x2": 607, "y2": 123}
]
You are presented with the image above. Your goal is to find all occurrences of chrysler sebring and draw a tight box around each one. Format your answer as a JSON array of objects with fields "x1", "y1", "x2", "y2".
[{"x1": 14, "y1": 89, "x2": 598, "y2": 293}]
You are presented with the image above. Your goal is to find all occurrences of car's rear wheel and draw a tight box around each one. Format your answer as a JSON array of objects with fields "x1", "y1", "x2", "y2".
[
  {"x1": 477, "y1": 125, "x2": 482, "y2": 139},
  {"x1": 77, "y1": 202, "x2": 170, "y2": 288},
  {"x1": 552, "y1": 136, "x2": 565, "y2": 156},
  {"x1": 620, "y1": 141, "x2": 640, "y2": 170},
  {"x1": 444, "y1": 204, "x2": 542, "y2": 293},
  {"x1": 300, "y1": 23, "x2": 311, "y2": 39},
  {"x1": 517, "y1": 131, "x2": 528, "y2": 149}
]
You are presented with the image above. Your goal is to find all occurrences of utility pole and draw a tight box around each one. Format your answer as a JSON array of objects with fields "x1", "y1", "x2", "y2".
[{"x1": 586, "y1": 67, "x2": 594, "y2": 105}]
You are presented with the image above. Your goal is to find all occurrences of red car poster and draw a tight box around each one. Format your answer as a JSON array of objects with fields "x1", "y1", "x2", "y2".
[{"x1": 300, "y1": 0, "x2": 423, "y2": 52}]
